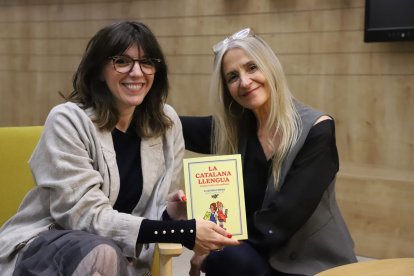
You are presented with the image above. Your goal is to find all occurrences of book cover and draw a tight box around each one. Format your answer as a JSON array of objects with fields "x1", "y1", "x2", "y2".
[{"x1": 183, "y1": 154, "x2": 248, "y2": 240}]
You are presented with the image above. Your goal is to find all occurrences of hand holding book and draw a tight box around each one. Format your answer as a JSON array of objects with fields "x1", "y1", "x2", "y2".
[
  {"x1": 193, "y1": 219, "x2": 240, "y2": 255},
  {"x1": 183, "y1": 154, "x2": 248, "y2": 240},
  {"x1": 166, "y1": 189, "x2": 187, "y2": 220}
]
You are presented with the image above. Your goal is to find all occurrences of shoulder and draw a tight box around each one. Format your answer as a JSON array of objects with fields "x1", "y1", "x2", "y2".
[
  {"x1": 163, "y1": 104, "x2": 180, "y2": 126},
  {"x1": 44, "y1": 102, "x2": 96, "y2": 135},
  {"x1": 163, "y1": 104, "x2": 182, "y2": 134},
  {"x1": 294, "y1": 101, "x2": 323, "y2": 117},
  {"x1": 47, "y1": 102, "x2": 88, "y2": 122},
  {"x1": 313, "y1": 115, "x2": 332, "y2": 125},
  {"x1": 294, "y1": 100, "x2": 325, "y2": 127},
  {"x1": 163, "y1": 103, "x2": 179, "y2": 120},
  {"x1": 308, "y1": 118, "x2": 336, "y2": 142}
]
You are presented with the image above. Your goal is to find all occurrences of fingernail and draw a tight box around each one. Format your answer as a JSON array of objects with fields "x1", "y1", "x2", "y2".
[
  {"x1": 227, "y1": 234, "x2": 232, "y2": 238},
  {"x1": 181, "y1": 195, "x2": 187, "y2": 202}
]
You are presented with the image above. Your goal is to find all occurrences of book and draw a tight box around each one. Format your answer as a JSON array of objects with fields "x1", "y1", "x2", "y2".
[{"x1": 183, "y1": 154, "x2": 248, "y2": 240}]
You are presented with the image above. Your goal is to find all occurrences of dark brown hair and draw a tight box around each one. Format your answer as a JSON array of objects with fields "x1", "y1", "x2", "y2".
[{"x1": 66, "y1": 21, "x2": 172, "y2": 137}]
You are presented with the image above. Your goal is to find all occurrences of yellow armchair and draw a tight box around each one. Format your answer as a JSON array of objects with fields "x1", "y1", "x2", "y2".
[{"x1": 0, "y1": 126, "x2": 182, "y2": 276}]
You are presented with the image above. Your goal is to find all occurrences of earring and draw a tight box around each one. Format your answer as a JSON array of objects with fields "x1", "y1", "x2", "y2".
[{"x1": 228, "y1": 100, "x2": 244, "y2": 117}]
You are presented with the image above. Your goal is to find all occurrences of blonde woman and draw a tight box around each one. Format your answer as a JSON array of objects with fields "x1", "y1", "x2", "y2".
[{"x1": 181, "y1": 28, "x2": 357, "y2": 276}]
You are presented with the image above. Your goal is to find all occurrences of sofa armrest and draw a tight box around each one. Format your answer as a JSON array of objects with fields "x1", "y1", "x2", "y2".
[{"x1": 154, "y1": 243, "x2": 183, "y2": 276}]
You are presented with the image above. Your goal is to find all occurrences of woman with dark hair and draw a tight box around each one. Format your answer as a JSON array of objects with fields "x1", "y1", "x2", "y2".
[{"x1": 0, "y1": 21, "x2": 238, "y2": 275}]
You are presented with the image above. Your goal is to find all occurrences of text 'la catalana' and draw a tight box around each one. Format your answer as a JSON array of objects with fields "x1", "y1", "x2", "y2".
[{"x1": 195, "y1": 166, "x2": 232, "y2": 185}]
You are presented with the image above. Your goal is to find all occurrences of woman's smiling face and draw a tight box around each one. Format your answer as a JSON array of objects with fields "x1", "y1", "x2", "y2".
[
  {"x1": 222, "y1": 48, "x2": 270, "y2": 114},
  {"x1": 103, "y1": 44, "x2": 154, "y2": 114}
]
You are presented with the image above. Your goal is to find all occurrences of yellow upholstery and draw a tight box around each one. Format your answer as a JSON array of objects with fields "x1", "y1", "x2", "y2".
[
  {"x1": 0, "y1": 126, "x2": 182, "y2": 276},
  {"x1": 0, "y1": 126, "x2": 43, "y2": 225}
]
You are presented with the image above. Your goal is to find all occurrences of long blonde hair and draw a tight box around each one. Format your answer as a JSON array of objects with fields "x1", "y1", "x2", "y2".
[{"x1": 210, "y1": 34, "x2": 302, "y2": 190}]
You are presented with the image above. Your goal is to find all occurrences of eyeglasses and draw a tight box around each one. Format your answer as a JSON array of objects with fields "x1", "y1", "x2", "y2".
[
  {"x1": 212, "y1": 28, "x2": 254, "y2": 54},
  {"x1": 108, "y1": 56, "x2": 161, "y2": 75}
]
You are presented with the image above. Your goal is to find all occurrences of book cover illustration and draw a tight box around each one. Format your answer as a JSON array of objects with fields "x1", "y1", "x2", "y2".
[{"x1": 183, "y1": 154, "x2": 248, "y2": 240}]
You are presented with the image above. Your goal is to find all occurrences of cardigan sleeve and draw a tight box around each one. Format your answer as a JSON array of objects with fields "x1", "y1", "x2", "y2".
[
  {"x1": 137, "y1": 217, "x2": 196, "y2": 250},
  {"x1": 253, "y1": 120, "x2": 339, "y2": 247},
  {"x1": 29, "y1": 103, "x2": 142, "y2": 257}
]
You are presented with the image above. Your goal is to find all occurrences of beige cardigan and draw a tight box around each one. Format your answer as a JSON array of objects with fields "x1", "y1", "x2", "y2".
[{"x1": 0, "y1": 102, "x2": 184, "y2": 275}]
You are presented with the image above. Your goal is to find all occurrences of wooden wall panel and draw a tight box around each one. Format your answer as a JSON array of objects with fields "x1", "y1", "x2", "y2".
[
  {"x1": 337, "y1": 166, "x2": 414, "y2": 258},
  {"x1": 0, "y1": 0, "x2": 413, "y2": 259},
  {"x1": 282, "y1": 75, "x2": 414, "y2": 171},
  {"x1": 169, "y1": 75, "x2": 211, "y2": 116}
]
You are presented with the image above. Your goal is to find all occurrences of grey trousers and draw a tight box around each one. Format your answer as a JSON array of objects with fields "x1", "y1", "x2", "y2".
[{"x1": 13, "y1": 229, "x2": 130, "y2": 276}]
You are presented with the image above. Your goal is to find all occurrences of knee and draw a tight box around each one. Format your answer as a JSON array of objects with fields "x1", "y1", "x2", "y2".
[
  {"x1": 73, "y1": 243, "x2": 127, "y2": 276},
  {"x1": 91, "y1": 243, "x2": 120, "y2": 262},
  {"x1": 204, "y1": 248, "x2": 270, "y2": 276}
]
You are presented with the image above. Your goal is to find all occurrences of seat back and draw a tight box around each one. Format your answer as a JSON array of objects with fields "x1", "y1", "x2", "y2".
[{"x1": 0, "y1": 126, "x2": 43, "y2": 225}]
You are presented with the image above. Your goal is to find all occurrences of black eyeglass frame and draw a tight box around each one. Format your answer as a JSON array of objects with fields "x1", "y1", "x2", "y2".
[{"x1": 108, "y1": 56, "x2": 162, "y2": 75}]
